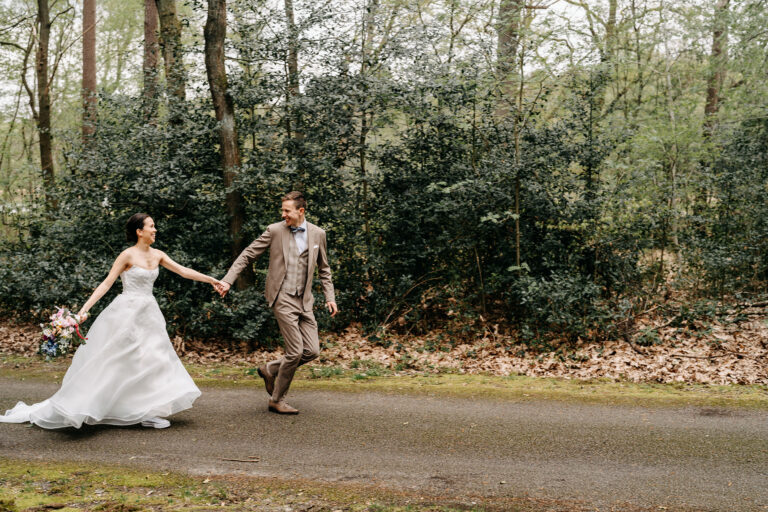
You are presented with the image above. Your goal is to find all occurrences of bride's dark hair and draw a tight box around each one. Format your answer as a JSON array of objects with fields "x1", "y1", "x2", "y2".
[{"x1": 126, "y1": 213, "x2": 151, "y2": 243}]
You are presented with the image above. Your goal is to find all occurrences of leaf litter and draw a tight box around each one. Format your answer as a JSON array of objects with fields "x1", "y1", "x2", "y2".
[{"x1": 1, "y1": 304, "x2": 766, "y2": 385}]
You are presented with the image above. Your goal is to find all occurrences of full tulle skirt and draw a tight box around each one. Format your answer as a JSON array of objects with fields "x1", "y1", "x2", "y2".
[{"x1": 1, "y1": 292, "x2": 200, "y2": 429}]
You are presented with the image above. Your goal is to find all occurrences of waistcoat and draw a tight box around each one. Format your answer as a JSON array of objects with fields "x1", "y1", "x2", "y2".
[{"x1": 283, "y1": 232, "x2": 309, "y2": 296}]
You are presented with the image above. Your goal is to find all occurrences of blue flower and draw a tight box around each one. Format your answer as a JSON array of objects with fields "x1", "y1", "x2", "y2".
[{"x1": 42, "y1": 340, "x2": 59, "y2": 357}]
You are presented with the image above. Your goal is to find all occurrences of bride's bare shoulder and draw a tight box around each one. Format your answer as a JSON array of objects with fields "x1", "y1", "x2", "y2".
[
  {"x1": 152, "y1": 248, "x2": 167, "y2": 261},
  {"x1": 115, "y1": 248, "x2": 136, "y2": 268}
]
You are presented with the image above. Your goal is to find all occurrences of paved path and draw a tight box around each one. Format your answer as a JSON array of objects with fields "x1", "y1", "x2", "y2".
[{"x1": 1, "y1": 377, "x2": 766, "y2": 511}]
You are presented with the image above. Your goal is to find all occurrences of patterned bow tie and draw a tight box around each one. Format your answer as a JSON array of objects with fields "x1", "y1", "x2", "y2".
[{"x1": 290, "y1": 226, "x2": 305, "y2": 233}]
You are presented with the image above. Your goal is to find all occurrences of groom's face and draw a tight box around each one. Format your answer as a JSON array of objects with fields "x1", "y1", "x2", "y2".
[{"x1": 281, "y1": 200, "x2": 305, "y2": 227}]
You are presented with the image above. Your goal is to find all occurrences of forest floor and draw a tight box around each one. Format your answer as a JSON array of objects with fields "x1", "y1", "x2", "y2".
[{"x1": 1, "y1": 298, "x2": 767, "y2": 386}]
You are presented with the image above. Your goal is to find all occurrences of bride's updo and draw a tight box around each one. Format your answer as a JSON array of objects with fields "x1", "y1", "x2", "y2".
[{"x1": 126, "y1": 213, "x2": 151, "y2": 243}]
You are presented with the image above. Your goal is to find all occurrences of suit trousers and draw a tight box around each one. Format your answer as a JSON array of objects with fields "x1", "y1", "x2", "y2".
[{"x1": 266, "y1": 290, "x2": 320, "y2": 402}]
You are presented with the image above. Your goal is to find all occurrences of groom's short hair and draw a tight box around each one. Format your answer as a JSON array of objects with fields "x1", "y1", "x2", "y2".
[{"x1": 282, "y1": 191, "x2": 306, "y2": 211}]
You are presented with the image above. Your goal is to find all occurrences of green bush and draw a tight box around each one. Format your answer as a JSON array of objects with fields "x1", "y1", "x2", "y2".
[{"x1": 0, "y1": 70, "x2": 644, "y2": 347}]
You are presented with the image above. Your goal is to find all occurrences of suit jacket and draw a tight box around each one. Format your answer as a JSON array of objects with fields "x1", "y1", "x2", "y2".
[{"x1": 222, "y1": 221, "x2": 335, "y2": 311}]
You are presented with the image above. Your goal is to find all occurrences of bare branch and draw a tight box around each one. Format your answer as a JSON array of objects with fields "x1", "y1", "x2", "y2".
[
  {"x1": 48, "y1": 22, "x2": 81, "y2": 84},
  {"x1": 371, "y1": 2, "x2": 401, "y2": 65},
  {"x1": 49, "y1": 5, "x2": 73, "y2": 26},
  {"x1": 0, "y1": 41, "x2": 26, "y2": 51},
  {"x1": 20, "y1": 34, "x2": 36, "y2": 120},
  {"x1": 0, "y1": 83, "x2": 24, "y2": 173},
  {"x1": 0, "y1": 15, "x2": 35, "y2": 35},
  {"x1": 415, "y1": 2, "x2": 442, "y2": 63}
]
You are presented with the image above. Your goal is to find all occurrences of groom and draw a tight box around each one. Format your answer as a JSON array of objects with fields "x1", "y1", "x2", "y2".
[{"x1": 216, "y1": 191, "x2": 338, "y2": 414}]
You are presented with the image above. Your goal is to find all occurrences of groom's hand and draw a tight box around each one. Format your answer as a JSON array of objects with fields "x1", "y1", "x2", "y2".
[
  {"x1": 217, "y1": 281, "x2": 231, "y2": 297},
  {"x1": 326, "y1": 301, "x2": 338, "y2": 317}
]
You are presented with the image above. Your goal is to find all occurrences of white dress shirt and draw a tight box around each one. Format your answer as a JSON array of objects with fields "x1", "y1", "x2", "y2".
[{"x1": 293, "y1": 220, "x2": 308, "y2": 254}]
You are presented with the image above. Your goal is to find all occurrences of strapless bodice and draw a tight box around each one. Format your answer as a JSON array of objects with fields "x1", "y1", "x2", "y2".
[{"x1": 120, "y1": 266, "x2": 158, "y2": 295}]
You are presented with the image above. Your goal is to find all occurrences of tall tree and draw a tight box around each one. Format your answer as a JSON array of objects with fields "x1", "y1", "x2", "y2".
[
  {"x1": 284, "y1": 0, "x2": 301, "y2": 139},
  {"x1": 495, "y1": 0, "x2": 524, "y2": 267},
  {"x1": 357, "y1": 0, "x2": 399, "y2": 239},
  {"x1": 82, "y1": 0, "x2": 97, "y2": 141},
  {"x1": 698, "y1": 0, "x2": 729, "y2": 210},
  {"x1": 495, "y1": 0, "x2": 524, "y2": 119},
  {"x1": 143, "y1": 0, "x2": 159, "y2": 117},
  {"x1": 155, "y1": 0, "x2": 185, "y2": 101},
  {"x1": 204, "y1": 0, "x2": 251, "y2": 288},
  {"x1": 496, "y1": 0, "x2": 546, "y2": 269},
  {"x1": 563, "y1": 0, "x2": 619, "y2": 117},
  {"x1": 703, "y1": 0, "x2": 729, "y2": 140},
  {"x1": 35, "y1": 0, "x2": 55, "y2": 209}
]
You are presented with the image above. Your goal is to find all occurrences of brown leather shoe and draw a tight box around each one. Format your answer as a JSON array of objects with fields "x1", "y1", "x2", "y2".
[
  {"x1": 268, "y1": 400, "x2": 299, "y2": 415},
  {"x1": 257, "y1": 365, "x2": 275, "y2": 396}
]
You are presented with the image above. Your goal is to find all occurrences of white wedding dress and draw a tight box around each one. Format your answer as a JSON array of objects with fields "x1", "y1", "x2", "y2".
[{"x1": 0, "y1": 266, "x2": 201, "y2": 429}]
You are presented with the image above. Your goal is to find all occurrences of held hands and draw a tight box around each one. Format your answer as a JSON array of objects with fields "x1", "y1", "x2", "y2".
[
  {"x1": 213, "y1": 280, "x2": 230, "y2": 298},
  {"x1": 211, "y1": 278, "x2": 334, "y2": 315}
]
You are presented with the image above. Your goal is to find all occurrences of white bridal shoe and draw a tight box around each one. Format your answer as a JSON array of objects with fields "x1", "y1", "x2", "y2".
[{"x1": 140, "y1": 417, "x2": 171, "y2": 429}]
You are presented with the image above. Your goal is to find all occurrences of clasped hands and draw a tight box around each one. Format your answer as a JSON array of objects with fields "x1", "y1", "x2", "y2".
[
  {"x1": 213, "y1": 280, "x2": 230, "y2": 297},
  {"x1": 211, "y1": 279, "x2": 338, "y2": 317}
]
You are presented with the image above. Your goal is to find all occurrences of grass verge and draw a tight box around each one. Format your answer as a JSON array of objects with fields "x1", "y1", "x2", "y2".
[
  {"x1": 2, "y1": 354, "x2": 767, "y2": 410},
  {"x1": 0, "y1": 457, "x2": 607, "y2": 512}
]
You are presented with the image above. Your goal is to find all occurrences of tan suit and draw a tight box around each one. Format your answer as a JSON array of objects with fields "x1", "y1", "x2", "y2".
[{"x1": 222, "y1": 221, "x2": 335, "y2": 402}]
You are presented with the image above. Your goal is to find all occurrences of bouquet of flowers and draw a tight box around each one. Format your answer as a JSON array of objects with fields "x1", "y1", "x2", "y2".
[{"x1": 39, "y1": 307, "x2": 88, "y2": 360}]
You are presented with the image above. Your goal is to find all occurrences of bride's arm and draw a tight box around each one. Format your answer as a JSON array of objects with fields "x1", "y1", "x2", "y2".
[
  {"x1": 158, "y1": 251, "x2": 220, "y2": 286},
  {"x1": 77, "y1": 251, "x2": 130, "y2": 318}
]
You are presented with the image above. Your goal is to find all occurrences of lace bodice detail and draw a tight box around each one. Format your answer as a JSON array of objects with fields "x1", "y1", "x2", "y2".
[{"x1": 120, "y1": 266, "x2": 158, "y2": 295}]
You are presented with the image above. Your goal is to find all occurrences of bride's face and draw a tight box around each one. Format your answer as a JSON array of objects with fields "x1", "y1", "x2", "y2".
[{"x1": 137, "y1": 217, "x2": 157, "y2": 245}]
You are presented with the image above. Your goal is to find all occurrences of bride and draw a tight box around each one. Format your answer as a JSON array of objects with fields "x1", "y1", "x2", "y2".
[{"x1": 0, "y1": 213, "x2": 219, "y2": 429}]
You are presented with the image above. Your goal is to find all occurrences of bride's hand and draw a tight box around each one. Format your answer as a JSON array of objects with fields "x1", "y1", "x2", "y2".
[
  {"x1": 75, "y1": 311, "x2": 89, "y2": 323},
  {"x1": 213, "y1": 281, "x2": 230, "y2": 297}
]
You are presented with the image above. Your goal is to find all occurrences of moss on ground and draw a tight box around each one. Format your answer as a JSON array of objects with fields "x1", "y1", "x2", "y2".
[
  {"x1": 0, "y1": 457, "x2": 597, "y2": 511},
  {"x1": 111, "y1": 362, "x2": 768, "y2": 410},
  {"x1": 287, "y1": 371, "x2": 768, "y2": 409}
]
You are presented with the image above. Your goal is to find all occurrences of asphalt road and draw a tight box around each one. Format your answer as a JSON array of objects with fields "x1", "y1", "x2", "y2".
[{"x1": 1, "y1": 377, "x2": 766, "y2": 511}]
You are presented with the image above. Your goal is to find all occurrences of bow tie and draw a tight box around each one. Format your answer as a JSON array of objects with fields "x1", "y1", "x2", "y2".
[{"x1": 290, "y1": 226, "x2": 306, "y2": 233}]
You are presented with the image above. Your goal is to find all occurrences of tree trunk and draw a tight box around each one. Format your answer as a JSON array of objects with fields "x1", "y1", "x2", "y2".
[
  {"x1": 82, "y1": 0, "x2": 97, "y2": 142},
  {"x1": 36, "y1": 0, "x2": 55, "y2": 209},
  {"x1": 204, "y1": 0, "x2": 252, "y2": 288},
  {"x1": 703, "y1": 0, "x2": 729, "y2": 139},
  {"x1": 284, "y1": 0, "x2": 301, "y2": 139},
  {"x1": 495, "y1": 0, "x2": 525, "y2": 119},
  {"x1": 0, "y1": 86, "x2": 23, "y2": 179},
  {"x1": 361, "y1": 0, "x2": 378, "y2": 74},
  {"x1": 631, "y1": 0, "x2": 645, "y2": 109},
  {"x1": 358, "y1": 0, "x2": 379, "y2": 241},
  {"x1": 700, "y1": 0, "x2": 729, "y2": 210},
  {"x1": 496, "y1": 0, "x2": 525, "y2": 265},
  {"x1": 595, "y1": 0, "x2": 617, "y2": 116},
  {"x1": 143, "y1": 0, "x2": 160, "y2": 118},
  {"x1": 156, "y1": 0, "x2": 185, "y2": 102},
  {"x1": 604, "y1": 0, "x2": 617, "y2": 64},
  {"x1": 663, "y1": 67, "x2": 680, "y2": 257}
]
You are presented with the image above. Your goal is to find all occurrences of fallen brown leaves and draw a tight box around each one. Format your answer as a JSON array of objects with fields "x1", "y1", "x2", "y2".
[
  {"x1": 0, "y1": 321, "x2": 40, "y2": 356},
  {"x1": 2, "y1": 306, "x2": 767, "y2": 385},
  {"x1": 312, "y1": 317, "x2": 767, "y2": 384}
]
